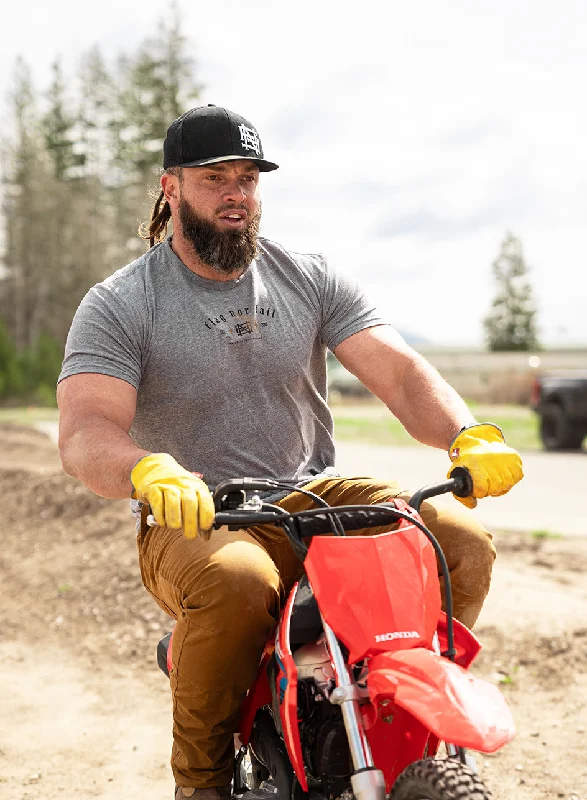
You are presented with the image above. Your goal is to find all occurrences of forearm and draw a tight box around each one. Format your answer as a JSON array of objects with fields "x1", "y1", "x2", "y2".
[
  {"x1": 387, "y1": 353, "x2": 476, "y2": 449},
  {"x1": 59, "y1": 414, "x2": 150, "y2": 498},
  {"x1": 334, "y1": 327, "x2": 477, "y2": 450}
]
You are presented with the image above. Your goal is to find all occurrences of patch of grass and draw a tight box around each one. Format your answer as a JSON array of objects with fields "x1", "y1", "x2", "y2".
[
  {"x1": 57, "y1": 583, "x2": 73, "y2": 595},
  {"x1": 0, "y1": 406, "x2": 59, "y2": 425},
  {"x1": 333, "y1": 414, "x2": 418, "y2": 448},
  {"x1": 332, "y1": 402, "x2": 541, "y2": 451},
  {"x1": 475, "y1": 408, "x2": 540, "y2": 452},
  {"x1": 496, "y1": 665, "x2": 520, "y2": 687},
  {"x1": 531, "y1": 529, "x2": 564, "y2": 541}
]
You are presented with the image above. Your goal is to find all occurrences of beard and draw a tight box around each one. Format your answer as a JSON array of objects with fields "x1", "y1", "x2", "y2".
[{"x1": 178, "y1": 198, "x2": 261, "y2": 275}]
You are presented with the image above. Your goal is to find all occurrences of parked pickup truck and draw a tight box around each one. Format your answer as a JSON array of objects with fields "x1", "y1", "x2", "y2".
[{"x1": 531, "y1": 370, "x2": 587, "y2": 450}]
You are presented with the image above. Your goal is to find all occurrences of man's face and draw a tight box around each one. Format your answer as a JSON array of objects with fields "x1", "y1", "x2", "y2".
[{"x1": 175, "y1": 160, "x2": 262, "y2": 275}]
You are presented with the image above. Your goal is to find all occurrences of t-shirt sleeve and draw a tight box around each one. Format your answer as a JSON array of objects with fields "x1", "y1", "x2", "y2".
[
  {"x1": 58, "y1": 282, "x2": 145, "y2": 389},
  {"x1": 318, "y1": 257, "x2": 389, "y2": 350}
]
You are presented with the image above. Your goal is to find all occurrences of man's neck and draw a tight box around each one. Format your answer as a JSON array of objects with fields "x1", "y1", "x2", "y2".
[{"x1": 169, "y1": 235, "x2": 246, "y2": 283}]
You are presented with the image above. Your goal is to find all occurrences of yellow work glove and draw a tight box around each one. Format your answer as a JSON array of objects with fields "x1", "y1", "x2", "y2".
[
  {"x1": 448, "y1": 423, "x2": 524, "y2": 509},
  {"x1": 131, "y1": 453, "x2": 215, "y2": 540}
]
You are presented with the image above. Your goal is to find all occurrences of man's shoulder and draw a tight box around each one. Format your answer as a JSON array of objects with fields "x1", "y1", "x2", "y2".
[
  {"x1": 257, "y1": 237, "x2": 328, "y2": 274},
  {"x1": 101, "y1": 240, "x2": 169, "y2": 291}
]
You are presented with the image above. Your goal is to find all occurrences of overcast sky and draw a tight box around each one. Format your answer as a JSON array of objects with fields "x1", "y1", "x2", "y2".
[{"x1": 2, "y1": 0, "x2": 586, "y2": 346}]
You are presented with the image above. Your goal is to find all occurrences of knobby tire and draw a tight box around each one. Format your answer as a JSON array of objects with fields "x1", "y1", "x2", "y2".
[{"x1": 390, "y1": 758, "x2": 492, "y2": 800}]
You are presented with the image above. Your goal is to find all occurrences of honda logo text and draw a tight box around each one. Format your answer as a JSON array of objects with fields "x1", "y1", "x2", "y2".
[{"x1": 375, "y1": 631, "x2": 420, "y2": 643}]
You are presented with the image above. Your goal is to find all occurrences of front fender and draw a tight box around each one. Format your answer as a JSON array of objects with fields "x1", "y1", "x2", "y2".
[{"x1": 367, "y1": 648, "x2": 516, "y2": 753}]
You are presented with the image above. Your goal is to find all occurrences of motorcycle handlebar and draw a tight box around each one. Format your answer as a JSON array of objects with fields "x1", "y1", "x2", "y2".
[
  {"x1": 210, "y1": 467, "x2": 474, "y2": 533},
  {"x1": 214, "y1": 503, "x2": 404, "y2": 534},
  {"x1": 145, "y1": 468, "x2": 475, "y2": 533},
  {"x1": 408, "y1": 466, "x2": 473, "y2": 512}
]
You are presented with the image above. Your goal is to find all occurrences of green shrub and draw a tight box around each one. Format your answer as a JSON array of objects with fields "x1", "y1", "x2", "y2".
[
  {"x1": 0, "y1": 321, "x2": 22, "y2": 398},
  {"x1": 0, "y1": 322, "x2": 61, "y2": 405}
]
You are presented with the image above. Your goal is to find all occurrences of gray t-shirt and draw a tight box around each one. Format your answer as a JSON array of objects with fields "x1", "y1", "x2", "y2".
[{"x1": 59, "y1": 237, "x2": 386, "y2": 487}]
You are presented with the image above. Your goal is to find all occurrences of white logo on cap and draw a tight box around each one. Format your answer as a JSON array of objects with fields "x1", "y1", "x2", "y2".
[{"x1": 239, "y1": 124, "x2": 261, "y2": 155}]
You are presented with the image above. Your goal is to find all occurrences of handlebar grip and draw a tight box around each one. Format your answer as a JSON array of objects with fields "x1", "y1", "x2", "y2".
[
  {"x1": 449, "y1": 466, "x2": 474, "y2": 498},
  {"x1": 407, "y1": 467, "x2": 474, "y2": 512},
  {"x1": 290, "y1": 505, "x2": 404, "y2": 536}
]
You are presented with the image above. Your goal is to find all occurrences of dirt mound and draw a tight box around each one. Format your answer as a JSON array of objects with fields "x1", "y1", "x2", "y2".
[
  {"x1": 0, "y1": 423, "x2": 170, "y2": 667},
  {"x1": 475, "y1": 623, "x2": 587, "y2": 690},
  {"x1": 495, "y1": 529, "x2": 587, "y2": 574},
  {"x1": 2, "y1": 466, "x2": 115, "y2": 520},
  {"x1": 1, "y1": 422, "x2": 62, "y2": 469}
]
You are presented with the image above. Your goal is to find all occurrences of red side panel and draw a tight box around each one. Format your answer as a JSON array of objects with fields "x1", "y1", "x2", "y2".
[
  {"x1": 367, "y1": 649, "x2": 516, "y2": 752},
  {"x1": 304, "y1": 521, "x2": 441, "y2": 664},
  {"x1": 436, "y1": 611, "x2": 481, "y2": 668},
  {"x1": 362, "y1": 706, "x2": 431, "y2": 791},
  {"x1": 275, "y1": 583, "x2": 307, "y2": 791}
]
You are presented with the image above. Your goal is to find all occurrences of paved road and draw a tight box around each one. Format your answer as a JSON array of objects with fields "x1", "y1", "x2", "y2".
[
  {"x1": 335, "y1": 440, "x2": 586, "y2": 537},
  {"x1": 37, "y1": 422, "x2": 586, "y2": 537}
]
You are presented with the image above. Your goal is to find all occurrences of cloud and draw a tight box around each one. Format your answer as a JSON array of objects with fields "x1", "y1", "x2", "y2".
[
  {"x1": 440, "y1": 121, "x2": 510, "y2": 150},
  {"x1": 341, "y1": 180, "x2": 397, "y2": 204},
  {"x1": 372, "y1": 208, "x2": 495, "y2": 240},
  {"x1": 266, "y1": 101, "x2": 345, "y2": 151},
  {"x1": 370, "y1": 162, "x2": 545, "y2": 242}
]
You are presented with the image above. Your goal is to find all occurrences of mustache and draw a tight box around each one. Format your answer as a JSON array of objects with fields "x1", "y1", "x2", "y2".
[{"x1": 216, "y1": 203, "x2": 248, "y2": 214}]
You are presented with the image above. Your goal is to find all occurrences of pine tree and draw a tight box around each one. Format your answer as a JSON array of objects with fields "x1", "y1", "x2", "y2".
[
  {"x1": 44, "y1": 59, "x2": 84, "y2": 179},
  {"x1": 0, "y1": 12, "x2": 202, "y2": 367},
  {"x1": 484, "y1": 232, "x2": 540, "y2": 352},
  {"x1": 66, "y1": 46, "x2": 117, "y2": 310},
  {"x1": 77, "y1": 46, "x2": 116, "y2": 179},
  {"x1": 0, "y1": 57, "x2": 56, "y2": 350},
  {"x1": 112, "y1": 5, "x2": 200, "y2": 261}
]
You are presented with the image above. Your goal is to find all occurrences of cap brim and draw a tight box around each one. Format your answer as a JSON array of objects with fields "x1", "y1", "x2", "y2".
[{"x1": 177, "y1": 154, "x2": 279, "y2": 172}]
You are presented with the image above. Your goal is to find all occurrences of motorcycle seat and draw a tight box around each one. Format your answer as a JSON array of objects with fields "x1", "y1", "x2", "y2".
[
  {"x1": 157, "y1": 631, "x2": 172, "y2": 677},
  {"x1": 289, "y1": 575, "x2": 323, "y2": 648}
]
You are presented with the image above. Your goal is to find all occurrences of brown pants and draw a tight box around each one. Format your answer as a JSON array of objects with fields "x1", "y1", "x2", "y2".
[{"x1": 137, "y1": 477, "x2": 496, "y2": 790}]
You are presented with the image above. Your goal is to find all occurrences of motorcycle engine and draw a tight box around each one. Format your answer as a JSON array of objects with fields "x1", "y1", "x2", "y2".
[
  {"x1": 293, "y1": 639, "x2": 353, "y2": 799},
  {"x1": 293, "y1": 638, "x2": 335, "y2": 689}
]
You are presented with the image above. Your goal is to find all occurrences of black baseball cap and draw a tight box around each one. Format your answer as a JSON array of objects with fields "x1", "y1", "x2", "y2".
[{"x1": 163, "y1": 105, "x2": 279, "y2": 172}]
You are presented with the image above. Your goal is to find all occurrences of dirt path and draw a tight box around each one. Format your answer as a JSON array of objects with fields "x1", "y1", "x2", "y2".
[{"x1": 0, "y1": 423, "x2": 586, "y2": 800}]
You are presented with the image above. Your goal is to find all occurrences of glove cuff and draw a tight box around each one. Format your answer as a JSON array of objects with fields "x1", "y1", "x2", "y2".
[
  {"x1": 130, "y1": 452, "x2": 178, "y2": 497},
  {"x1": 448, "y1": 422, "x2": 505, "y2": 457}
]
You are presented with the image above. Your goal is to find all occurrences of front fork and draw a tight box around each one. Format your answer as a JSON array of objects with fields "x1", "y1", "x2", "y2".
[{"x1": 322, "y1": 619, "x2": 386, "y2": 800}]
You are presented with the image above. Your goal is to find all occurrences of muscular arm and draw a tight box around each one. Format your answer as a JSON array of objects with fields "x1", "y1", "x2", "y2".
[
  {"x1": 57, "y1": 374, "x2": 150, "y2": 498},
  {"x1": 333, "y1": 325, "x2": 477, "y2": 450}
]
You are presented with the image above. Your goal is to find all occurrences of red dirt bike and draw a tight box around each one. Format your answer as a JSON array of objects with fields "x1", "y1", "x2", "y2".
[{"x1": 157, "y1": 468, "x2": 515, "y2": 799}]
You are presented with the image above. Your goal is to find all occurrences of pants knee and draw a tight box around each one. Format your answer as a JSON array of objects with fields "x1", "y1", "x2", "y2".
[
  {"x1": 182, "y1": 537, "x2": 282, "y2": 633},
  {"x1": 419, "y1": 500, "x2": 496, "y2": 602}
]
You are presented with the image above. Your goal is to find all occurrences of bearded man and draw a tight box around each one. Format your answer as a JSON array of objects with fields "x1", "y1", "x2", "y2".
[{"x1": 57, "y1": 105, "x2": 523, "y2": 800}]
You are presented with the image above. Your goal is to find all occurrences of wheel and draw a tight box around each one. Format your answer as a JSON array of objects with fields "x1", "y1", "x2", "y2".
[
  {"x1": 539, "y1": 403, "x2": 586, "y2": 450},
  {"x1": 391, "y1": 758, "x2": 492, "y2": 799}
]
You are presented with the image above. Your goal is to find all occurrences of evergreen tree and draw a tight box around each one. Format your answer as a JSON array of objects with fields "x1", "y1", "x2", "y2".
[
  {"x1": 0, "y1": 9, "x2": 203, "y2": 400},
  {"x1": 64, "y1": 46, "x2": 116, "y2": 318},
  {"x1": 40, "y1": 58, "x2": 81, "y2": 346},
  {"x1": 44, "y1": 59, "x2": 84, "y2": 179},
  {"x1": 114, "y1": 4, "x2": 198, "y2": 182},
  {"x1": 0, "y1": 57, "x2": 56, "y2": 350},
  {"x1": 484, "y1": 232, "x2": 540, "y2": 352},
  {"x1": 113, "y1": 4, "x2": 200, "y2": 261},
  {"x1": 0, "y1": 320, "x2": 20, "y2": 397},
  {"x1": 77, "y1": 46, "x2": 116, "y2": 179}
]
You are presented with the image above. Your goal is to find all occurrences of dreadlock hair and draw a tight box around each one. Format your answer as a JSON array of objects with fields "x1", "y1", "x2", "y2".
[{"x1": 138, "y1": 167, "x2": 183, "y2": 249}]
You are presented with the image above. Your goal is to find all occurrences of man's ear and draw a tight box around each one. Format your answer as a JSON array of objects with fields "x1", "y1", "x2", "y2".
[{"x1": 161, "y1": 173, "x2": 179, "y2": 206}]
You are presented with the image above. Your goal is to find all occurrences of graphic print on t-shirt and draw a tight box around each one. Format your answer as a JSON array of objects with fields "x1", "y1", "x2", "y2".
[{"x1": 204, "y1": 303, "x2": 278, "y2": 345}]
